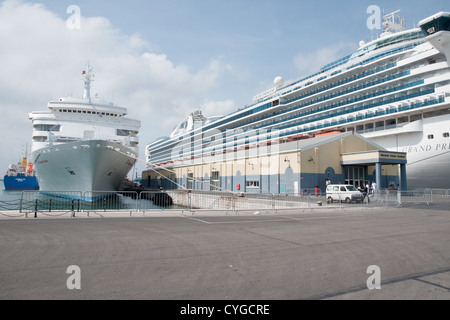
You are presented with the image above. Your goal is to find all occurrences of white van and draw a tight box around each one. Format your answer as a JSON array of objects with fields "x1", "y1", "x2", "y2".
[{"x1": 326, "y1": 184, "x2": 363, "y2": 204}]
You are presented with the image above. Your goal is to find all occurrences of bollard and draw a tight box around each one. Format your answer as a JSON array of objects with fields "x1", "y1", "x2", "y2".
[
  {"x1": 34, "y1": 199, "x2": 38, "y2": 218},
  {"x1": 49, "y1": 198, "x2": 52, "y2": 212}
]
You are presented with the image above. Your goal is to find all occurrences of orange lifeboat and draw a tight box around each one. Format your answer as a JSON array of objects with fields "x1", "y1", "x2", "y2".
[{"x1": 316, "y1": 131, "x2": 342, "y2": 137}]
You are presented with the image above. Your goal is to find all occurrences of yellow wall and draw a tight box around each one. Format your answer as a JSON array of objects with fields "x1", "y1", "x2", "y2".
[{"x1": 143, "y1": 134, "x2": 400, "y2": 187}]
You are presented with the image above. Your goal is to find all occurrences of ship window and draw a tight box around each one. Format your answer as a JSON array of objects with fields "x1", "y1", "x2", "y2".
[
  {"x1": 34, "y1": 124, "x2": 61, "y2": 132},
  {"x1": 365, "y1": 123, "x2": 374, "y2": 132},
  {"x1": 33, "y1": 136, "x2": 48, "y2": 142},
  {"x1": 386, "y1": 119, "x2": 396, "y2": 129},
  {"x1": 375, "y1": 121, "x2": 384, "y2": 131},
  {"x1": 444, "y1": 133, "x2": 449, "y2": 138},
  {"x1": 398, "y1": 116, "x2": 408, "y2": 124},
  {"x1": 65, "y1": 168, "x2": 76, "y2": 176},
  {"x1": 428, "y1": 135, "x2": 434, "y2": 140},
  {"x1": 420, "y1": 15, "x2": 450, "y2": 36},
  {"x1": 117, "y1": 129, "x2": 131, "y2": 136}
]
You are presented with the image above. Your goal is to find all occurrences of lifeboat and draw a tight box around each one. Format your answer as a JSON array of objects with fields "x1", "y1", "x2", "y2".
[
  {"x1": 316, "y1": 131, "x2": 343, "y2": 137},
  {"x1": 27, "y1": 162, "x2": 34, "y2": 174}
]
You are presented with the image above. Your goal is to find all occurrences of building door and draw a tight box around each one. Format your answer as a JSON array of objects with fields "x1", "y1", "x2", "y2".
[
  {"x1": 211, "y1": 171, "x2": 220, "y2": 191},
  {"x1": 187, "y1": 173, "x2": 194, "y2": 190},
  {"x1": 345, "y1": 166, "x2": 366, "y2": 188}
]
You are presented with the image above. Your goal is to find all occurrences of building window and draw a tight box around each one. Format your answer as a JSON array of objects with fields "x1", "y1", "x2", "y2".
[
  {"x1": 428, "y1": 134, "x2": 434, "y2": 140},
  {"x1": 444, "y1": 132, "x2": 449, "y2": 138},
  {"x1": 246, "y1": 181, "x2": 260, "y2": 188}
]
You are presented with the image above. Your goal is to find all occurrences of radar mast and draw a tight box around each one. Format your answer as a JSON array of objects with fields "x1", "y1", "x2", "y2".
[
  {"x1": 381, "y1": 10, "x2": 406, "y2": 35},
  {"x1": 82, "y1": 63, "x2": 95, "y2": 101}
]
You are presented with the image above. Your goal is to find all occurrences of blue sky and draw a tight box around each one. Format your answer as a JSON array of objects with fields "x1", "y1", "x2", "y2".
[
  {"x1": 0, "y1": 0, "x2": 449, "y2": 176},
  {"x1": 35, "y1": 0, "x2": 449, "y2": 82}
]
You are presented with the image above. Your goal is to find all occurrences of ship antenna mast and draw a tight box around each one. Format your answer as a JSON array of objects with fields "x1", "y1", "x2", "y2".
[
  {"x1": 82, "y1": 63, "x2": 95, "y2": 101},
  {"x1": 382, "y1": 10, "x2": 406, "y2": 35}
]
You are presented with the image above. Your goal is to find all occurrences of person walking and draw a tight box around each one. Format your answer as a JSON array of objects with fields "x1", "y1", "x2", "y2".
[
  {"x1": 363, "y1": 184, "x2": 370, "y2": 203},
  {"x1": 371, "y1": 181, "x2": 377, "y2": 194}
]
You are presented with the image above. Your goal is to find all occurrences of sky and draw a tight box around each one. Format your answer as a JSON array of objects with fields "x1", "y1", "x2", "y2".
[{"x1": 0, "y1": 0, "x2": 448, "y2": 177}]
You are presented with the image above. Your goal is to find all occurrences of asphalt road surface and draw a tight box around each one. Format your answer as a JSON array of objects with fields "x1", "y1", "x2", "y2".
[{"x1": 0, "y1": 203, "x2": 449, "y2": 301}]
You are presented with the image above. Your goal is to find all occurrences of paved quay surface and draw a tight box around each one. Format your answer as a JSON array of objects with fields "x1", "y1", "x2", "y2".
[{"x1": 0, "y1": 199, "x2": 449, "y2": 300}]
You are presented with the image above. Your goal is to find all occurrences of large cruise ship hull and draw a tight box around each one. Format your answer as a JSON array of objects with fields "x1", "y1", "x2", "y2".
[
  {"x1": 363, "y1": 113, "x2": 450, "y2": 189},
  {"x1": 145, "y1": 11, "x2": 450, "y2": 192},
  {"x1": 32, "y1": 140, "x2": 137, "y2": 201}
]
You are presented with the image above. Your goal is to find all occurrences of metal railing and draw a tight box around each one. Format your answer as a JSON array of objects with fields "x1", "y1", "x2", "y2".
[
  {"x1": 368, "y1": 190, "x2": 433, "y2": 207},
  {"x1": 0, "y1": 188, "x2": 447, "y2": 218}
]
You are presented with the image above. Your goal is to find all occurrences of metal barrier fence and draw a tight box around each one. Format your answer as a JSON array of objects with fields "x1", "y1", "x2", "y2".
[
  {"x1": 366, "y1": 190, "x2": 433, "y2": 207},
  {"x1": 0, "y1": 188, "x2": 445, "y2": 217}
]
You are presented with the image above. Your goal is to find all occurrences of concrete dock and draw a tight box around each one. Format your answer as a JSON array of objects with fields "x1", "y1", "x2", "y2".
[{"x1": 0, "y1": 198, "x2": 449, "y2": 301}]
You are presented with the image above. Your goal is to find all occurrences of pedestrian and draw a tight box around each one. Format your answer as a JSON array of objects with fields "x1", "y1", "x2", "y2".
[
  {"x1": 363, "y1": 184, "x2": 370, "y2": 203},
  {"x1": 371, "y1": 181, "x2": 377, "y2": 194}
]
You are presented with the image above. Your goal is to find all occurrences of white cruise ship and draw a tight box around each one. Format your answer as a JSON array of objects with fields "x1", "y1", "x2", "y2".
[
  {"x1": 146, "y1": 11, "x2": 450, "y2": 190},
  {"x1": 28, "y1": 66, "x2": 141, "y2": 201}
]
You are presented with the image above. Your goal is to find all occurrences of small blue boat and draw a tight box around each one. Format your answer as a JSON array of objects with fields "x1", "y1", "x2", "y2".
[{"x1": 3, "y1": 157, "x2": 39, "y2": 191}]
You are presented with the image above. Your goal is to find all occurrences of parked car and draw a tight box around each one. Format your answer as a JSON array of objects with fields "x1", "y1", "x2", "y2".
[{"x1": 326, "y1": 184, "x2": 363, "y2": 204}]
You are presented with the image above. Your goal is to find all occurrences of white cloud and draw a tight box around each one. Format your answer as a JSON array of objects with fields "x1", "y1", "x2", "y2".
[
  {"x1": 202, "y1": 100, "x2": 236, "y2": 117},
  {"x1": 293, "y1": 42, "x2": 355, "y2": 77},
  {"x1": 0, "y1": 0, "x2": 237, "y2": 174}
]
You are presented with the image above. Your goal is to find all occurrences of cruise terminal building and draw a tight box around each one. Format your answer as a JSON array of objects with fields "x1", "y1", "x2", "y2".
[{"x1": 143, "y1": 132, "x2": 407, "y2": 195}]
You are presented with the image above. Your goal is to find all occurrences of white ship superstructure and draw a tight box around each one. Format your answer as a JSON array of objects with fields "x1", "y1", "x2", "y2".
[
  {"x1": 29, "y1": 66, "x2": 141, "y2": 200},
  {"x1": 145, "y1": 11, "x2": 450, "y2": 191}
]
